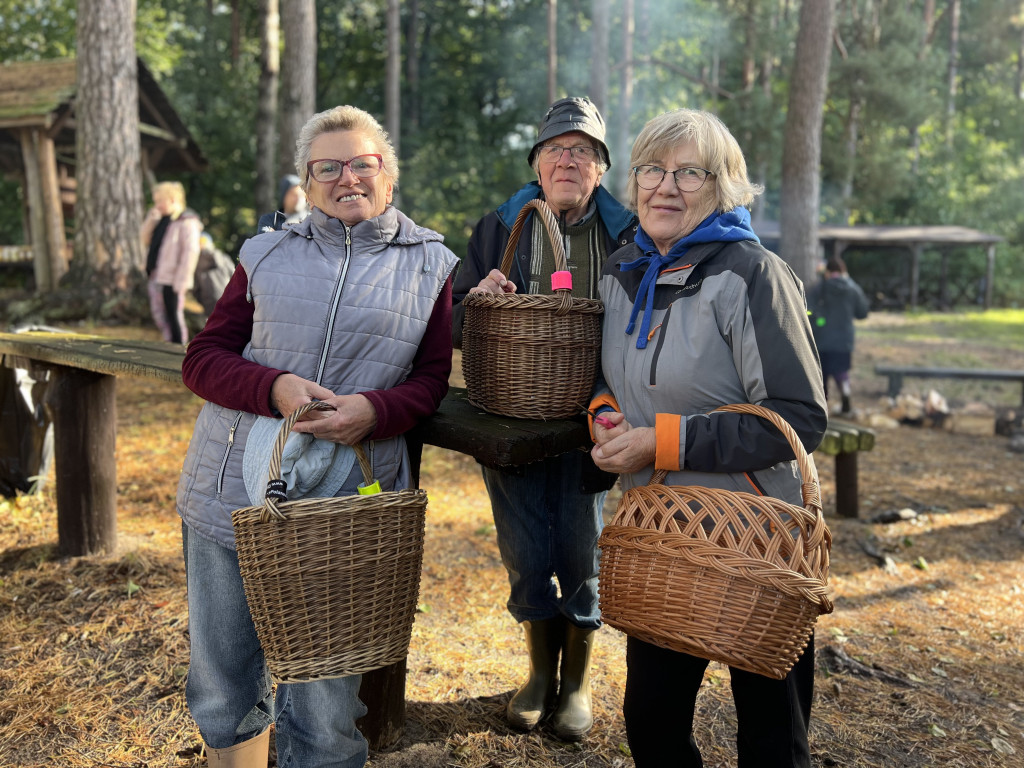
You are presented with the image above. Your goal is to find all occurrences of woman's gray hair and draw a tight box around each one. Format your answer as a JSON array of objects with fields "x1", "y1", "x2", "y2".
[
  {"x1": 627, "y1": 109, "x2": 762, "y2": 212},
  {"x1": 295, "y1": 106, "x2": 399, "y2": 189}
]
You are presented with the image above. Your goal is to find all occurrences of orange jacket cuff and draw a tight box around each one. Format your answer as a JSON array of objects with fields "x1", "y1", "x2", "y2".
[
  {"x1": 587, "y1": 393, "x2": 620, "y2": 441},
  {"x1": 655, "y1": 412, "x2": 682, "y2": 471}
]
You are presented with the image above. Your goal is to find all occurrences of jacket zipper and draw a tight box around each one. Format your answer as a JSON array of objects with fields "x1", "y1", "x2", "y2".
[
  {"x1": 216, "y1": 411, "x2": 244, "y2": 495},
  {"x1": 314, "y1": 226, "x2": 353, "y2": 385},
  {"x1": 649, "y1": 304, "x2": 672, "y2": 386}
]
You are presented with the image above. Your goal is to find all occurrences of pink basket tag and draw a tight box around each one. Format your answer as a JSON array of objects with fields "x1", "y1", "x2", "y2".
[{"x1": 551, "y1": 271, "x2": 573, "y2": 291}]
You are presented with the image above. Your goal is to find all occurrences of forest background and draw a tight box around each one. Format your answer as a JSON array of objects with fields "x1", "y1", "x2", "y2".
[{"x1": 1, "y1": 0, "x2": 1023, "y2": 306}]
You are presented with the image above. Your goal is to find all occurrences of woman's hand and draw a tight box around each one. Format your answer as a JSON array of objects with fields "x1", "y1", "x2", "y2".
[
  {"x1": 270, "y1": 373, "x2": 334, "y2": 417},
  {"x1": 468, "y1": 268, "x2": 517, "y2": 295},
  {"x1": 591, "y1": 426, "x2": 657, "y2": 474},
  {"x1": 592, "y1": 410, "x2": 629, "y2": 446},
  {"x1": 291, "y1": 393, "x2": 377, "y2": 445}
]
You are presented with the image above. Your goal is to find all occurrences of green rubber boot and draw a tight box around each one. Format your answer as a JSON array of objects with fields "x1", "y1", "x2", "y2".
[
  {"x1": 507, "y1": 617, "x2": 563, "y2": 730},
  {"x1": 551, "y1": 623, "x2": 595, "y2": 741}
]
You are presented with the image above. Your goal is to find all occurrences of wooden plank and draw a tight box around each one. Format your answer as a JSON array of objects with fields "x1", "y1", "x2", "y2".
[
  {"x1": 0, "y1": 331, "x2": 184, "y2": 383},
  {"x1": 412, "y1": 388, "x2": 590, "y2": 468}
]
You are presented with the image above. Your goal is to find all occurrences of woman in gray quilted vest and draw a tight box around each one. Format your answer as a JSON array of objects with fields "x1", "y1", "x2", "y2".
[{"x1": 175, "y1": 105, "x2": 458, "y2": 767}]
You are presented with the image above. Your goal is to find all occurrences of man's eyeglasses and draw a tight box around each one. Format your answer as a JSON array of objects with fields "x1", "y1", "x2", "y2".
[
  {"x1": 537, "y1": 145, "x2": 599, "y2": 164},
  {"x1": 633, "y1": 164, "x2": 714, "y2": 192},
  {"x1": 307, "y1": 154, "x2": 384, "y2": 183}
]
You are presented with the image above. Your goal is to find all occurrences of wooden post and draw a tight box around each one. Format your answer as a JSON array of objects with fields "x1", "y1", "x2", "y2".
[
  {"x1": 984, "y1": 243, "x2": 995, "y2": 310},
  {"x1": 834, "y1": 452, "x2": 859, "y2": 519},
  {"x1": 47, "y1": 366, "x2": 118, "y2": 556},
  {"x1": 939, "y1": 249, "x2": 949, "y2": 309},
  {"x1": 36, "y1": 131, "x2": 69, "y2": 285},
  {"x1": 909, "y1": 243, "x2": 922, "y2": 309},
  {"x1": 357, "y1": 660, "x2": 408, "y2": 750},
  {"x1": 18, "y1": 128, "x2": 51, "y2": 292}
]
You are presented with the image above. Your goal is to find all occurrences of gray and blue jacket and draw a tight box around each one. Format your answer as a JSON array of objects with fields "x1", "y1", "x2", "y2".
[{"x1": 594, "y1": 236, "x2": 828, "y2": 505}]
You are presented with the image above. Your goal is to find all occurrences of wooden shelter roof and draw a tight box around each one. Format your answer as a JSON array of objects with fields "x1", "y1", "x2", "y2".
[
  {"x1": 0, "y1": 57, "x2": 206, "y2": 174},
  {"x1": 754, "y1": 222, "x2": 1003, "y2": 247}
]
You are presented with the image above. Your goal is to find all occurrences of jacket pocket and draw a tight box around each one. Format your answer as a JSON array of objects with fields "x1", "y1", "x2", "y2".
[{"x1": 216, "y1": 411, "x2": 244, "y2": 496}]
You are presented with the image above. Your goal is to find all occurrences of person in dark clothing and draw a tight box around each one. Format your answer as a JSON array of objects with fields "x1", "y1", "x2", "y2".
[
  {"x1": 807, "y1": 255, "x2": 870, "y2": 414},
  {"x1": 256, "y1": 173, "x2": 309, "y2": 233},
  {"x1": 453, "y1": 96, "x2": 637, "y2": 741}
]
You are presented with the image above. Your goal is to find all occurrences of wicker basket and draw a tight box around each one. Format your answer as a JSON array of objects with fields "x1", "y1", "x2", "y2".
[
  {"x1": 461, "y1": 199, "x2": 604, "y2": 420},
  {"x1": 598, "y1": 403, "x2": 833, "y2": 679},
  {"x1": 232, "y1": 402, "x2": 427, "y2": 683}
]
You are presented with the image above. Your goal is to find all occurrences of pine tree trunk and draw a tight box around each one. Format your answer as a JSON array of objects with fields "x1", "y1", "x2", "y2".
[
  {"x1": 73, "y1": 0, "x2": 146, "y2": 308},
  {"x1": 279, "y1": 0, "x2": 317, "y2": 179},
  {"x1": 386, "y1": 0, "x2": 401, "y2": 159},
  {"x1": 589, "y1": 0, "x2": 610, "y2": 116},
  {"x1": 615, "y1": 0, "x2": 634, "y2": 200},
  {"x1": 548, "y1": 0, "x2": 558, "y2": 104},
  {"x1": 257, "y1": 0, "x2": 280, "y2": 219},
  {"x1": 779, "y1": 0, "x2": 834, "y2": 287}
]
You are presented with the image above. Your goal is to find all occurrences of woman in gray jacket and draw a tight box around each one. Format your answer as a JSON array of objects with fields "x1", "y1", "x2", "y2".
[{"x1": 588, "y1": 109, "x2": 827, "y2": 767}]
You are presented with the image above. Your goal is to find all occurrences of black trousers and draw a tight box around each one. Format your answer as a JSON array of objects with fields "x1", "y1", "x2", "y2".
[
  {"x1": 162, "y1": 284, "x2": 184, "y2": 344},
  {"x1": 623, "y1": 634, "x2": 815, "y2": 768}
]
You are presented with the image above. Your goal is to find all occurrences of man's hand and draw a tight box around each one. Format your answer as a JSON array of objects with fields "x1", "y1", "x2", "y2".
[{"x1": 468, "y1": 268, "x2": 517, "y2": 295}]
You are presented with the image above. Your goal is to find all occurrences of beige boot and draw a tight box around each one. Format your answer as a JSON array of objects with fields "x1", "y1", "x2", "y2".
[
  {"x1": 551, "y1": 624, "x2": 595, "y2": 741},
  {"x1": 507, "y1": 617, "x2": 563, "y2": 730},
  {"x1": 204, "y1": 728, "x2": 270, "y2": 767}
]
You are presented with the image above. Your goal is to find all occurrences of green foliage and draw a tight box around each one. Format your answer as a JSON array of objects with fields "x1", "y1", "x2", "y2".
[{"x1": 2, "y1": 0, "x2": 1023, "y2": 308}]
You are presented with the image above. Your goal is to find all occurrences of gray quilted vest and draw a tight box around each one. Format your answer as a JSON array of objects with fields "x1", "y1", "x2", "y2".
[{"x1": 176, "y1": 206, "x2": 458, "y2": 548}]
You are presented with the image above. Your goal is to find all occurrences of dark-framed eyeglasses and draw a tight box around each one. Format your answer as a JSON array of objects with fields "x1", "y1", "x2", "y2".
[
  {"x1": 307, "y1": 154, "x2": 384, "y2": 183},
  {"x1": 633, "y1": 164, "x2": 714, "y2": 192},
  {"x1": 537, "y1": 145, "x2": 599, "y2": 164}
]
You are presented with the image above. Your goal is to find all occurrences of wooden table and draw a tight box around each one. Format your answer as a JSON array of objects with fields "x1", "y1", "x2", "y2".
[{"x1": 0, "y1": 329, "x2": 590, "y2": 749}]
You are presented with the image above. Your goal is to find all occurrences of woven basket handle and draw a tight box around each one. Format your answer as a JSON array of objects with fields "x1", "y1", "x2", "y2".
[
  {"x1": 498, "y1": 199, "x2": 574, "y2": 316},
  {"x1": 261, "y1": 400, "x2": 374, "y2": 520},
  {"x1": 648, "y1": 403, "x2": 821, "y2": 514}
]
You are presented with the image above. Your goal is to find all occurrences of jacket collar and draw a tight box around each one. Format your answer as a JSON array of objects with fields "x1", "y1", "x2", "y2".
[
  {"x1": 295, "y1": 205, "x2": 446, "y2": 250},
  {"x1": 496, "y1": 181, "x2": 636, "y2": 237}
]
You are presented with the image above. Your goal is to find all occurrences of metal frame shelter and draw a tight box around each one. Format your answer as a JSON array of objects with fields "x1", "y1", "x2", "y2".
[
  {"x1": 0, "y1": 57, "x2": 207, "y2": 292},
  {"x1": 755, "y1": 223, "x2": 1003, "y2": 309}
]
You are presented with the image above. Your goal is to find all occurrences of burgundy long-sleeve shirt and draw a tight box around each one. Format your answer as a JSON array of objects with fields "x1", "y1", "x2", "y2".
[{"x1": 181, "y1": 265, "x2": 454, "y2": 440}]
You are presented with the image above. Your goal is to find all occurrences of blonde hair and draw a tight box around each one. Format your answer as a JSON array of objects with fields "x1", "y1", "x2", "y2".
[
  {"x1": 152, "y1": 181, "x2": 186, "y2": 215},
  {"x1": 627, "y1": 109, "x2": 762, "y2": 212},
  {"x1": 295, "y1": 106, "x2": 399, "y2": 189}
]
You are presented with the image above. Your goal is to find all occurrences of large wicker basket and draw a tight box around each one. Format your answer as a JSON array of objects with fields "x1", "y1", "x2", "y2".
[
  {"x1": 598, "y1": 403, "x2": 833, "y2": 679},
  {"x1": 461, "y1": 199, "x2": 604, "y2": 420},
  {"x1": 232, "y1": 402, "x2": 427, "y2": 683}
]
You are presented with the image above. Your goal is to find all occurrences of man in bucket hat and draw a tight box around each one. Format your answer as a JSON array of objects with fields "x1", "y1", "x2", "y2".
[{"x1": 452, "y1": 97, "x2": 637, "y2": 741}]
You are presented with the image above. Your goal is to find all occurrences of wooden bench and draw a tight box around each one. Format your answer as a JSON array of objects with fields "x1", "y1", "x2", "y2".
[
  {"x1": 0, "y1": 328, "x2": 592, "y2": 749},
  {"x1": 815, "y1": 419, "x2": 876, "y2": 519},
  {"x1": 876, "y1": 364, "x2": 1024, "y2": 407}
]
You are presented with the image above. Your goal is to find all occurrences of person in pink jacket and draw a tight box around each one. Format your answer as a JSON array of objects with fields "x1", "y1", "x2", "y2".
[{"x1": 141, "y1": 181, "x2": 202, "y2": 344}]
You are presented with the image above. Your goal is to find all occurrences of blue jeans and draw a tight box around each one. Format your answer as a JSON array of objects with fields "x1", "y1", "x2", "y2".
[
  {"x1": 482, "y1": 450, "x2": 605, "y2": 629},
  {"x1": 182, "y1": 523, "x2": 368, "y2": 767}
]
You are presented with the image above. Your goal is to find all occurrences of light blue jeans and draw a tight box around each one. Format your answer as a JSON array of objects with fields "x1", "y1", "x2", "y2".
[
  {"x1": 482, "y1": 450, "x2": 605, "y2": 629},
  {"x1": 182, "y1": 523, "x2": 368, "y2": 767}
]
